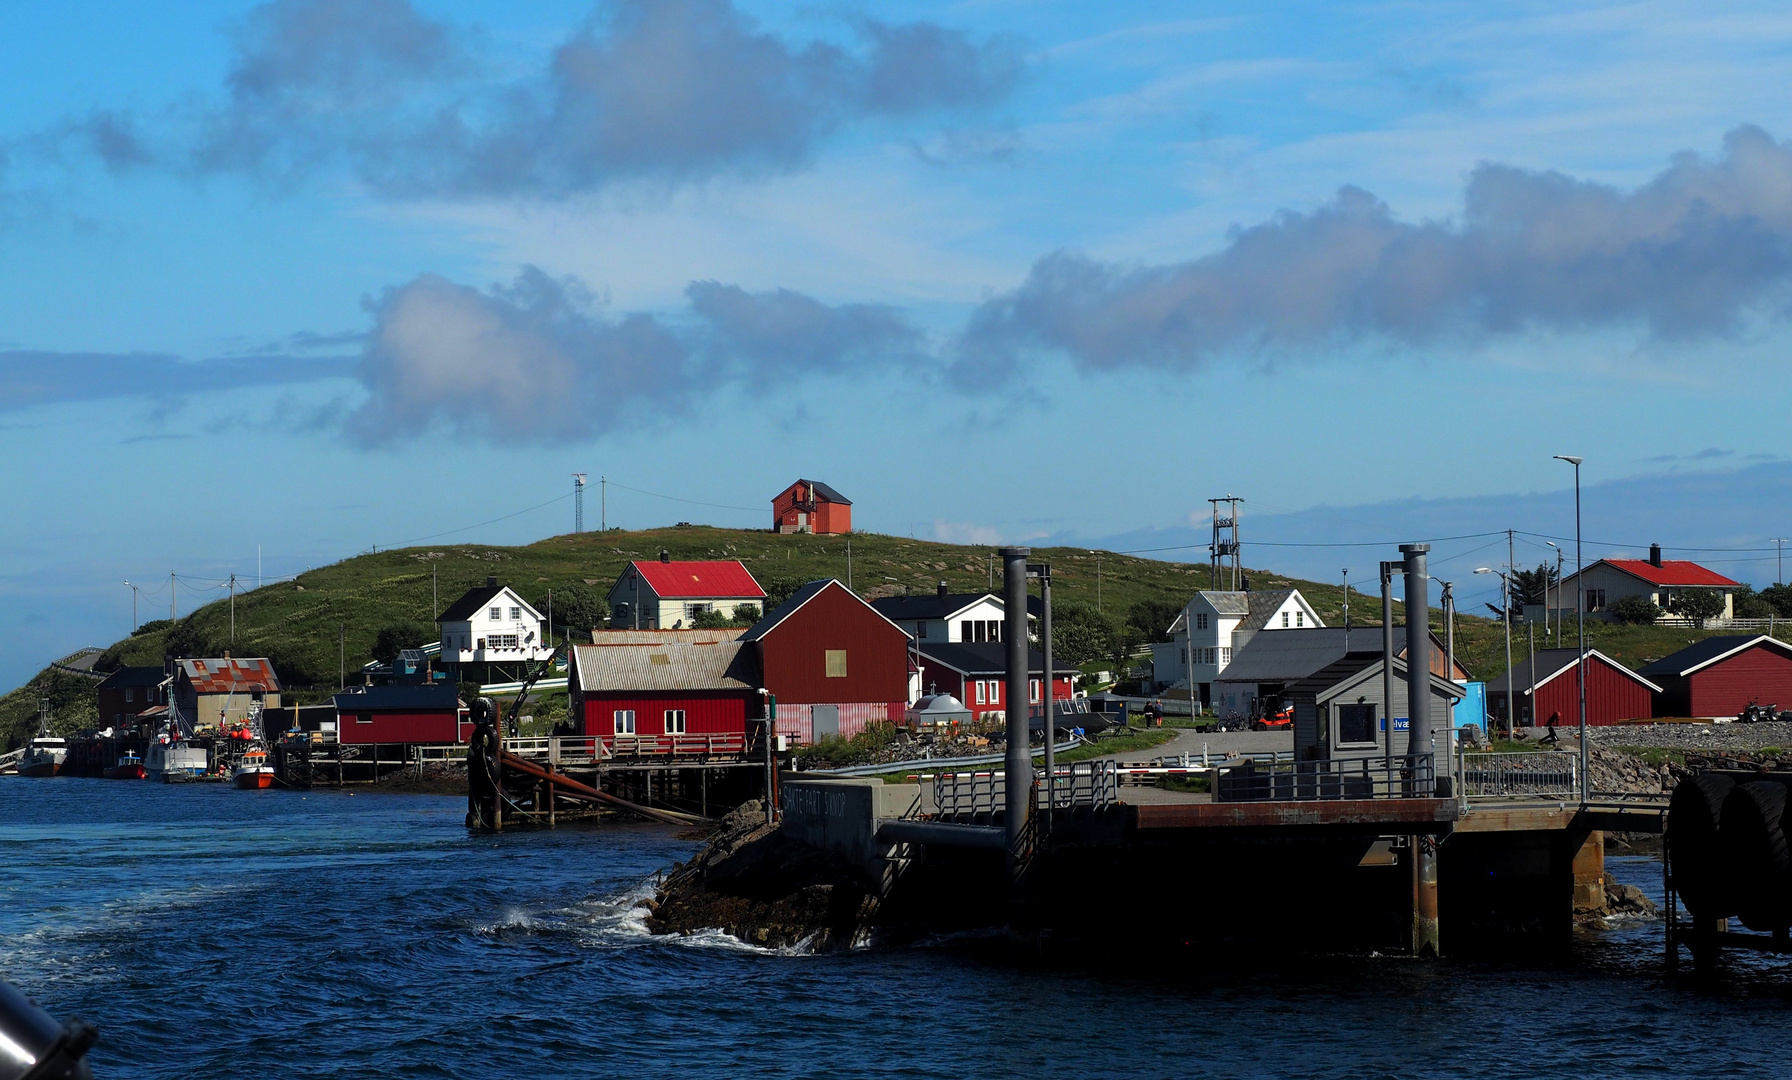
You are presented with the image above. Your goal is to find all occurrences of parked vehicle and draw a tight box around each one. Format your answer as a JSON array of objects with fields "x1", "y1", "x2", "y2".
[{"x1": 1737, "y1": 698, "x2": 1779, "y2": 723}]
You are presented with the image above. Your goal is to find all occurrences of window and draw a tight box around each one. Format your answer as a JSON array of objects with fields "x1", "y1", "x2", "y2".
[
  {"x1": 974, "y1": 681, "x2": 986, "y2": 705},
  {"x1": 614, "y1": 709, "x2": 636, "y2": 735},
  {"x1": 664, "y1": 709, "x2": 687, "y2": 734},
  {"x1": 825, "y1": 650, "x2": 848, "y2": 678},
  {"x1": 509, "y1": 606, "x2": 521, "y2": 620},
  {"x1": 1296, "y1": 611, "x2": 1304, "y2": 627},
  {"x1": 488, "y1": 634, "x2": 519, "y2": 649},
  {"x1": 961, "y1": 619, "x2": 974, "y2": 641},
  {"x1": 918, "y1": 622, "x2": 928, "y2": 639},
  {"x1": 356, "y1": 713, "x2": 372, "y2": 725},
  {"x1": 1336, "y1": 704, "x2": 1377, "y2": 746},
  {"x1": 476, "y1": 637, "x2": 485, "y2": 650},
  {"x1": 986, "y1": 680, "x2": 1000, "y2": 704},
  {"x1": 1220, "y1": 647, "x2": 1232, "y2": 664},
  {"x1": 988, "y1": 620, "x2": 1002, "y2": 641},
  {"x1": 489, "y1": 606, "x2": 502, "y2": 620},
  {"x1": 686, "y1": 602, "x2": 712, "y2": 620},
  {"x1": 1281, "y1": 612, "x2": 1290, "y2": 628},
  {"x1": 125, "y1": 688, "x2": 134, "y2": 703},
  {"x1": 1587, "y1": 589, "x2": 1607, "y2": 613},
  {"x1": 1030, "y1": 679, "x2": 1041, "y2": 704},
  {"x1": 1196, "y1": 613, "x2": 1208, "y2": 630}
]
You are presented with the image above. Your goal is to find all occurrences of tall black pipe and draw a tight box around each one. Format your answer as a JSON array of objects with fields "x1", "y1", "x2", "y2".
[
  {"x1": 1002, "y1": 547, "x2": 1032, "y2": 874},
  {"x1": 1401, "y1": 544, "x2": 1432, "y2": 784},
  {"x1": 1381, "y1": 561, "x2": 1395, "y2": 781}
]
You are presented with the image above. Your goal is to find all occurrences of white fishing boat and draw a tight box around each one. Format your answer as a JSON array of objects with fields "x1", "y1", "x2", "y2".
[{"x1": 17, "y1": 735, "x2": 68, "y2": 778}]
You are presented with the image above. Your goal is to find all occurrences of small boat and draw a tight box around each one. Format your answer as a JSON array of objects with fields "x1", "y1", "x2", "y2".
[
  {"x1": 232, "y1": 748, "x2": 275, "y2": 790},
  {"x1": 102, "y1": 752, "x2": 147, "y2": 780},
  {"x1": 146, "y1": 739, "x2": 208, "y2": 782},
  {"x1": 17, "y1": 735, "x2": 68, "y2": 778}
]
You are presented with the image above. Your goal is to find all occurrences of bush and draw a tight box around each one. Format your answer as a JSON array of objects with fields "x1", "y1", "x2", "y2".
[
  {"x1": 1048, "y1": 600, "x2": 1115, "y2": 666},
  {"x1": 372, "y1": 622, "x2": 436, "y2": 663},
  {"x1": 1607, "y1": 595, "x2": 1662, "y2": 625},
  {"x1": 540, "y1": 584, "x2": 607, "y2": 636},
  {"x1": 1761, "y1": 584, "x2": 1792, "y2": 617},
  {"x1": 1732, "y1": 585, "x2": 1777, "y2": 619},
  {"x1": 132, "y1": 618, "x2": 172, "y2": 636},
  {"x1": 1668, "y1": 588, "x2": 1726, "y2": 627},
  {"x1": 1126, "y1": 598, "x2": 1184, "y2": 644}
]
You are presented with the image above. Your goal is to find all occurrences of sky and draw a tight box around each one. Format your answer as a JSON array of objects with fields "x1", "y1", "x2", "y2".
[{"x1": 7, "y1": 0, "x2": 1792, "y2": 690}]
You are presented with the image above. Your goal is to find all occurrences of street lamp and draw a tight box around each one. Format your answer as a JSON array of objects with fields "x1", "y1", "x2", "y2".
[
  {"x1": 1544, "y1": 541, "x2": 1561, "y2": 644},
  {"x1": 1555, "y1": 454, "x2": 1586, "y2": 803},
  {"x1": 1475, "y1": 567, "x2": 1515, "y2": 738}
]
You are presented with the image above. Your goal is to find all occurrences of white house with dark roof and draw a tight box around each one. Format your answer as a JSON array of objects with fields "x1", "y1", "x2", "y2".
[
  {"x1": 1151, "y1": 589, "x2": 1323, "y2": 698},
  {"x1": 436, "y1": 576, "x2": 551, "y2": 664},
  {"x1": 868, "y1": 583, "x2": 1035, "y2": 644}
]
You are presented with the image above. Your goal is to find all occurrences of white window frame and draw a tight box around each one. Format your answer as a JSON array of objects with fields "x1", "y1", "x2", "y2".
[
  {"x1": 1281, "y1": 612, "x2": 1290, "y2": 628},
  {"x1": 488, "y1": 606, "x2": 502, "y2": 620},
  {"x1": 1196, "y1": 613, "x2": 1208, "y2": 630},
  {"x1": 614, "y1": 709, "x2": 636, "y2": 735},
  {"x1": 664, "y1": 709, "x2": 687, "y2": 735},
  {"x1": 974, "y1": 681, "x2": 986, "y2": 705},
  {"x1": 1029, "y1": 679, "x2": 1041, "y2": 704},
  {"x1": 509, "y1": 606, "x2": 521, "y2": 620},
  {"x1": 1296, "y1": 611, "x2": 1304, "y2": 627},
  {"x1": 125, "y1": 688, "x2": 134, "y2": 703}
]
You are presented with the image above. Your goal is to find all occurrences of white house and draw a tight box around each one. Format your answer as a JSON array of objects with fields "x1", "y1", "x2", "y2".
[
  {"x1": 1151, "y1": 589, "x2": 1323, "y2": 699},
  {"x1": 605, "y1": 557, "x2": 767, "y2": 630},
  {"x1": 1548, "y1": 545, "x2": 1741, "y2": 622},
  {"x1": 868, "y1": 584, "x2": 1036, "y2": 645},
  {"x1": 437, "y1": 577, "x2": 552, "y2": 665}
]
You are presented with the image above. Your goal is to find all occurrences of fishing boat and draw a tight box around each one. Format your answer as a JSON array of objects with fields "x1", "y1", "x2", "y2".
[
  {"x1": 102, "y1": 751, "x2": 147, "y2": 780},
  {"x1": 17, "y1": 735, "x2": 68, "y2": 778},
  {"x1": 232, "y1": 747, "x2": 275, "y2": 790},
  {"x1": 145, "y1": 738, "x2": 208, "y2": 782}
]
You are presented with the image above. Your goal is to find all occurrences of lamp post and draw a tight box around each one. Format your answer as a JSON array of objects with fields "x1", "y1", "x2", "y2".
[
  {"x1": 1475, "y1": 567, "x2": 1513, "y2": 738},
  {"x1": 1555, "y1": 455, "x2": 1586, "y2": 803},
  {"x1": 1544, "y1": 541, "x2": 1560, "y2": 644}
]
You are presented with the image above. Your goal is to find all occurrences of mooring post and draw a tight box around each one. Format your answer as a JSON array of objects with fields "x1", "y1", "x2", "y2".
[{"x1": 1001, "y1": 546, "x2": 1033, "y2": 890}]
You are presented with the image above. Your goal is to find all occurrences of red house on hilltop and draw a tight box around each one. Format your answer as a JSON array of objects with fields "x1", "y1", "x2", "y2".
[
  {"x1": 1485, "y1": 648, "x2": 1661, "y2": 727},
  {"x1": 738, "y1": 579, "x2": 909, "y2": 742},
  {"x1": 772, "y1": 479, "x2": 851, "y2": 535},
  {"x1": 1640, "y1": 635, "x2": 1792, "y2": 718}
]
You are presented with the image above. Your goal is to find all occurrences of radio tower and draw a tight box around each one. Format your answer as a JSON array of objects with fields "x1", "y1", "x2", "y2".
[
  {"x1": 1208, "y1": 495, "x2": 1243, "y2": 591},
  {"x1": 573, "y1": 474, "x2": 587, "y2": 533}
]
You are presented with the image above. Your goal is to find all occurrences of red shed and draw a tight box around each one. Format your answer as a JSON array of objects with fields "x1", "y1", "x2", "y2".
[
  {"x1": 772, "y1": 479, "x2": 852, "y2": 535},
  {"x1": 916, "y1": 641, "x2": 1079, "y2": 722},
  {"x1": 568, "y1": 640, "x2": 758, "y2": 757},
  {"x1": 332, "y1": 684, "x2": 468, "y2": 744},
  {"x1": 1485, "y1": 648, "x2": 1660, "y2": 727},
  {"x1": 1640, "y1": 635, "x2": 1792, "y2": 718},
  {"x1": 738, "y1": 579, "x2": 908, "y2": 741}
]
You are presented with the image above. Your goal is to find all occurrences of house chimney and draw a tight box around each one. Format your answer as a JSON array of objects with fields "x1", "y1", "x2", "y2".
[
  {"x1": 486, "y1": 575, "x2": 498, "y2": 587},
  {"x1": 937, "y1": 580, "x2": 949, "y2": 599},
  {"x1": 660, "y1": 549, "x2": 671, "y2": 563},
  {"x1": 1649, "y1": 544, "x2": 1662, "y2": 568}
]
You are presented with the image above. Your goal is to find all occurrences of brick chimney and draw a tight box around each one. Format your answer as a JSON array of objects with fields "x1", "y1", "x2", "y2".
[
  {"x1": 937, "y1": 581, "x2": 949, "y2": 599},
  {"x1": 1649, "y1": 544, "x2": 1662, "y2": 568}
]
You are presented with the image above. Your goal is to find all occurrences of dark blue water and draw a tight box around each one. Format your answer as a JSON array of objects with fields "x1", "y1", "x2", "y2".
[{"x1": 3, "y1": 778, "x2": 1788, "y2": 1079}]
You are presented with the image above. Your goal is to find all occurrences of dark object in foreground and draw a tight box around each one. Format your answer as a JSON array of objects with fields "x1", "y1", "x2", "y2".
[
  {"x1": 642, "y1": 802, "x2": 875, "y2": 951},
  {"x1": 0, "y1": 978, "x2": 96, "y2": 1080}
]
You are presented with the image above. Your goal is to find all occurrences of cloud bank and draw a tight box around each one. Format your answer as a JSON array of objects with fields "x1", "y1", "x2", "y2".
[
  {"x1": 348, "y1": 267, "x2": 920, "y2": 442},
  {"x1": 956, "y1": 125, "x2": 1792, "y2": 383},
  {"x1": 0, "y1": 350, "x2": 354, "y2": 412},
  {"x1": 155, "y1": 0, "x2": 1021, "y2": 197}
]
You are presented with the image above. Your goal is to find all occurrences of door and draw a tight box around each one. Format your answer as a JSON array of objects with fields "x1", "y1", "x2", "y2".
[{"x1": 812, "y1": 704, "x2": 839, "y2": 740}]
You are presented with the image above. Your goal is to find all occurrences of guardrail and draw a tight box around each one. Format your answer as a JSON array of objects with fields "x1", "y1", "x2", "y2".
[
  {"x1": 931, "y1": 761, "x2": 1119, "y2": 820},
  {"x1": 501, "y1": 733, "x2": 750, "y2": 762},
  {"x1": 1454, "y1": 749, "x2": 1577, "y2": 800},
  {"x1": 1215, "y1": 754, "x2": 1437, "y2": 802},
  {"x1": 806, "y1": 736, "x2": 1084, "y2": 778}
]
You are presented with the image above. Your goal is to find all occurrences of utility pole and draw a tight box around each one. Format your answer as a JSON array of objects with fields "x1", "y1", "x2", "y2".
[
  {"x1": 847, "y1": 538, "x2": 853, "y2": 591},
  {"x1": 339, "y1": 623, "x2": 346, "y2": 690},
  {"x1": 171, "y1": 572, "x2": 177, "y2": 621},
  {"x1": 1342, "y1": 569, "x2": 1350, "y2": 631},
  {"x1": 229, "y1": 574, "x2": 237, "y2": 645},
  {"x1": 573, "y1": 474, "x2": 586, "y2": 533},
  {"x1": 1508, "y1": 528, "x2": 1517, "y2": 619},
  {"x1": 125, "y1": 581, "x2": 139, "y2": 632},
  {"x1": 1096, "y1": 553, "x2": 1102, "y2": 613},
  {"x1": 1774, "y1": 538, "x2": 1789, "y2": 585},
  {"x1": 432, "y1": 562, "x2": 438, "y2": 619},
  {"x1": 601, "y1": 475, "x2": 607, "y2": 531}
]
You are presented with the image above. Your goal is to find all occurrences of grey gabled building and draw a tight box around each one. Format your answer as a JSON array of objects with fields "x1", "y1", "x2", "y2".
[{"x1": 1287, "y1": 652, "x2": 1464, "y2": 764}]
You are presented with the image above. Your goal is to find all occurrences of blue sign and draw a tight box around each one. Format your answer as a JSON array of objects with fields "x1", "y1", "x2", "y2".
[{"x1": 1379, "y1": 717, "x2": 1410, "y2": 732}]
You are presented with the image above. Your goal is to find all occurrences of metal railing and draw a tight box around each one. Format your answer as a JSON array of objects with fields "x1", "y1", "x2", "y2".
[
  {"x1": 1215, "y1": 754, "x2": 1437, "y2": 802},
  {"x1": 501, "y1": 733, "x2": 750, "y2": 762},
  {"x1": 1454, "y1": 749, "x2": 1578, "y2": 800},
  {"x1": 932, "y1": 761, "x2": 1120, "y2": 820}
]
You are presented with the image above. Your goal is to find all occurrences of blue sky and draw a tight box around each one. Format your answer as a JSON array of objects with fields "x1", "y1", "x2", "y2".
[{"x1": 6, "y1": 0, "x2": 1792, "y2": 690}]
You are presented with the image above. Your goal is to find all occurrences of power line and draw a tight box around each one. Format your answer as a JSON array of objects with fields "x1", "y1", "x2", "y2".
[
  {"x1": 1116, "y1": 529, "x2": 1508, "y2": 555},
  {"x1": 603, "y1": 481, "x2": 764, "y2": 514},
  {"x1": 379, "y1": 491, "x2": 575, "y2": 548}
]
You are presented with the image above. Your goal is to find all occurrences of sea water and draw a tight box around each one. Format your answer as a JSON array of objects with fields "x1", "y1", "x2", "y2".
[{"x1": 2, "y1": 778, "x2": 1788, "y2": 1079}]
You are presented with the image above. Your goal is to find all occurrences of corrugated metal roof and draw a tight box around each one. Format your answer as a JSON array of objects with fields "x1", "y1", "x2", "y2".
[
  {"x1": 96, "y1": 665, "x2": 166, "y2": 689},
  {"x1": 570, "y1": 641, "x2": 756, "y2": 692},
  {"x1": 796, "y1": 479, "x2": 851, "y2": 505},
  {"x1": 630, "y1": 560, "x2": 766, "y2": 599},
  {"x1": 179, "y1": 657, "x2": 281, "y2": 694},
  {"x1": 589, "y1": 628, "x2": 746, "y2": 646},
  {"x1": 1588, "y1": 559, "x2": 1739, "y2": 588}
]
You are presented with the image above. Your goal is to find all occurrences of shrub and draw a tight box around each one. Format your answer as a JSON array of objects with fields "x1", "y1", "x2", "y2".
[
  {"x1": 1732, "y1": 585, "x2": 1777, "y2": 619},
  {"x1": 1668, "y1": 588, "x2": 1726, "y2": 627},
  {"x1": 133, "y1": 618, "x2": 173, "y2": 636},
  {"x1": 372, "y1": 622, "x2": 436, "y2": 663},
  {"x1": 1761, "y1": 584, "x2": 1792, "y2": 618},
  {"x1": 1607, "y1": 595, "x2": 1662, "y2": 625}
]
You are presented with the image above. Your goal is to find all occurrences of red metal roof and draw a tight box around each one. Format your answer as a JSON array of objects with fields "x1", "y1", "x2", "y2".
[
  {"x1": 178, "y1": 658, "x2": 281, "y2": 694},
  {"x1": 630, "y1": 560, "x2": 765, "y2": 599},
  {"x1": 1599, "y1": 559, "x2": 1739, "y2": 587}
]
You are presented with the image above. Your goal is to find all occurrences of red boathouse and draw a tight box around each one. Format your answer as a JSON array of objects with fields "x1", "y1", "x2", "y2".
[
  {"x1": 567, "y1": 640, "x2": 758, "y2": 756},
  {"x1": 331, "y1": 684, "x2": 469, "y2": 744},
  {"x1": 1485, "y1": 648, "x2": 1660, "y2": 727},
  {"x1": 1639, "y1": 634, "x2": 1792, "y2": 718},
  {"x1": 737, "y1": 579, "x2": 910, "y2": 742}
]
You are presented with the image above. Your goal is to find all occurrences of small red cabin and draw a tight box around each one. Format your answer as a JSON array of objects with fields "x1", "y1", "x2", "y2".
[
  {"x1": 772, "y1": 479, "x2": 851, "y2": 535},
  {"x1": 332, "y1": 684, "x2": 468, "y2": 744},
  {"x1": 739, "y1": 578, "x2": 909, "y2": 741},
  {"x1": 568, "y1": 640, "x2": 758, "y2": 756},
  {"x1": 1640, "y1": 635, "x2": 1792, "y2": 718},
  {"x1": 1486, "y1": 648, "x2": 1660, "y2": 727},
  {"x1": 915, "y1": 642, "x2": 1078, "y2": 722}
]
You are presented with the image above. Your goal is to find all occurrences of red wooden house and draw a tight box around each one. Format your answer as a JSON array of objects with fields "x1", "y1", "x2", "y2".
[
  {"x1": 915, "y1": 642, "x2": 1078, "y2": 722},
  {"x1": 567, "y1": 640, "x2": 759, "y2": 756},
  {"x1": 1485, "y1": 648, "x2": 1660, "y2": 727},
  {"x1": 96, "y1": 666, "x2": 168, "y2": 729},
  {"x1": 772, "y1": 479, "x2": 851, "y2": 535},
  {"x1": 737, "y1": 579, "x2": 909, "y2": 742},
  {"x1": 332, "y1": 684, "x2": 469, "y2": 745},
  {"x1": 1640, "y1": 635, "x2": 1792, "y2": 718}
]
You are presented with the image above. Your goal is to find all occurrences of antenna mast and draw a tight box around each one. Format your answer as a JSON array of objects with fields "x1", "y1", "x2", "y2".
[
  {"x1": 572, "y1": 473, "x2": 587, "y2": 533},
  {"x1": 1208, "y1": 495, "x2": 1243, "y2": 591}
]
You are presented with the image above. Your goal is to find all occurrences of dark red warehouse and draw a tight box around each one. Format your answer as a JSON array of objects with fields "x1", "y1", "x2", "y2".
[
  {"x1": 567, "y1": 640, "x2": 759, "y2": 756},
  {"x1": 1484, "y1": 648, "x2": 1660, "y2": 727},
  {"x1": 331, "y1": 684, "x2": 468, "y2": 744},
  {"x1": 738, "y1": 578, "x2": 910, "y2": 742},
  {"x1": 1639, "y1": 634, "x2": 1792, "y2": 718}
]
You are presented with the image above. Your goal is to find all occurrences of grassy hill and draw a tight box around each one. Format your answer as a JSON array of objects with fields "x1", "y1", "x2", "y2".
[{"x1": 5, "y1": 525, "x2": 1785, "y2": 748}]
